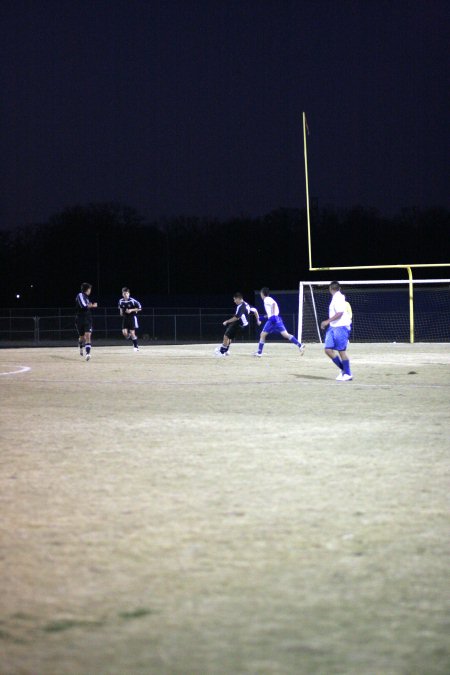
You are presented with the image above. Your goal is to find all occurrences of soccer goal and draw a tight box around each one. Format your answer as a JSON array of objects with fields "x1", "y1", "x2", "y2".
[{"x1": 298, "y1": 279, "x2": 450, "y2": 343}]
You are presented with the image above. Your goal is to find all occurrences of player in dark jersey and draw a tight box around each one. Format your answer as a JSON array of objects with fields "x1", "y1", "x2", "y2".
[
  {"x1": 75, "y1": 282, "x2": 97, "y2": 361},
  {"x1": 214, "y1": 292, "x2": 261, "y2": 357},
  {"x1": 118, "y1": 287, "x2": 142, "y2": 352}
]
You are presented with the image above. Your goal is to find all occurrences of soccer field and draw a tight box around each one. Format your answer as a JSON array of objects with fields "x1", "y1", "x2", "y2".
[{"x1": 1, "y1": 343, "x2": 449, "y2": 675}]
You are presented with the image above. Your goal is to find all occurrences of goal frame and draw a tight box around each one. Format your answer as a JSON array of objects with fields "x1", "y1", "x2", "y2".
[
  {"x1": 298, "y1": 278, "x2": 450, "y2": 344},
  {"x1": 301, "y1": 111, "x2": 450, "y2": 340}
]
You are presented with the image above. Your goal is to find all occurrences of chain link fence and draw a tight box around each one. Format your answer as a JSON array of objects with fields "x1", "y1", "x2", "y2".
[{"x1": 0, "y1": 308, "x2": 299, "y2": 345}]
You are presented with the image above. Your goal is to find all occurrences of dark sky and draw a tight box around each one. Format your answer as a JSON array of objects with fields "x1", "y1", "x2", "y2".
[{"x1": 1, "y1": 0, "x2": 448, "y2": 230}]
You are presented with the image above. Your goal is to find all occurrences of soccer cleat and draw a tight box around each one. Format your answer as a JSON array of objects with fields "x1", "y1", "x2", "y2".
[
  {"x1": 336, "y1": 372, "x2": 344, "y2": 380},
  {"x1": 253, "y1": 351, "x2": 262, "y2": 357},
  {"x1": 298, "y1": 343, "x2": 306, "y2": 355},
  {"x1": 79, "y1": 350, "x2": 84, "y2": 357},
  {"x1": 214, "y1": 346, "x2": 229, "y2": 357},
  {"x1": 134, "y1": 347, "x2": 139, "y2": 352},
  {"x1": 85, "y1": 353, "x2": 91, "y2": 361},
  {"x1": 341, "y1": 373, "x2": 353, "y2": 381}
]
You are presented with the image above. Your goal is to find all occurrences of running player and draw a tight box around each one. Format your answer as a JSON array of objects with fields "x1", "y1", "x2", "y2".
[
  {"x1": 118, "y1": 287, "x2": 142, "y2": 352},
  {"x1": 254, "y1": 287, "x2": 305, "y2": 357},
  {"x1": 75, "y1": 282, "x2": 97, "y2": 361},
  {"x1": 215, "y1": 292, "x2": 261, "y2": 357}
]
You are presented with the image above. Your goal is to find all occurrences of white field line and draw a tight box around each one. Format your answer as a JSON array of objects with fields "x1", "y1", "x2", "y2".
[{"x1": 0, "y1": 365, "x2": 31, "y2": 376}]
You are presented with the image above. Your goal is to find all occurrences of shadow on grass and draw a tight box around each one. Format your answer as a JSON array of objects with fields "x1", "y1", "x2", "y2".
[
  {"x1": 291, "y1": 373, "x2": 330, "y2": 381},
  {"x1": 118, "y1": 608, "x2": 155, "y2": 620},
  {"x1": 44, "y1": 619, "x2": 104, "y2": 633}
]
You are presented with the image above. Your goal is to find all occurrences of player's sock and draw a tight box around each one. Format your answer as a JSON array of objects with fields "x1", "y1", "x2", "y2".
[
  {"x1": 258, "y1": 342, "x2": 265, "y2": 354},
  {"x1": 78, "y1": 339, "x2": 84, "y2": 354},
  {"x1": 289, "y1": 336, "x2": 301, "y2": 346},
  {"x1": 332, "y1": 356, "x2": 343, "y2": 370},
  {"x1": 342, "y1": 359, "x2": 351, "y2": 375},
  {"x1": 132, "y1": 338, "x2": 138, "y2": 348},
  {"x1": 223, "y1": 345, "x2": 230, "y2": 353},
  {"x1": 85, "y1": 343, "x2": 91, "y2": 355}
]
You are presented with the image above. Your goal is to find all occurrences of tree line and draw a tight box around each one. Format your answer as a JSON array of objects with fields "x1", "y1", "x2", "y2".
[{"x1": 2, "y1": 203, "x2": 449, "y2": 306}]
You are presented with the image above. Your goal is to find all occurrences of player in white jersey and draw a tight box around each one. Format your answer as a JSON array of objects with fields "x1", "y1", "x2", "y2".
[
  {"x1": 253, "y1": 287, "x2": 305, "y2": 356},
  {"x1": 320, "y1": 281, "x2": 353, "y2": 380}
]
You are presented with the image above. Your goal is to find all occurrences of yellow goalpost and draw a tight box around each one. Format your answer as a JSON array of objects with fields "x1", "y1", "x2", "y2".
[{"x1": 302, "y1": 112, "x2": 450, "y2": 343}]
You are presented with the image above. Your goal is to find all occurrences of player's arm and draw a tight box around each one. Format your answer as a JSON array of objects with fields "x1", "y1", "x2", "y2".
[
  {"x1": 130, "y1": 300, "x2": 142, "y2": 314},
  {"x1": 249, "y1": 306, "x2": 261, "y2": 325},
  {"x1": 77, "y1": 293, "x2": 89, "y2": 309},
  {"x1": 320, "y1": 312, "x2": 343, "y2": 329},
  {"x1": 223, "y1": 315, "x2": 238, "y2": 326}
]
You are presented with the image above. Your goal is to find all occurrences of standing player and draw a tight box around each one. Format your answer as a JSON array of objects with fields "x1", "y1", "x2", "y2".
[
  {"x1": 253, "y1": 287, "x2": 305, "y2": 357},
  {"x1": 214, "y1": 292, "x2": 261, "y2": 357},
  {"x1": 75, "y1": 282, "x2": 97, "y2": 361},
  {"x1": 320, "y1": 281, "x2": 353, "y2": 381},
  {"x1": 118, "y1": 287, "x2": 142, "y2": 352}
]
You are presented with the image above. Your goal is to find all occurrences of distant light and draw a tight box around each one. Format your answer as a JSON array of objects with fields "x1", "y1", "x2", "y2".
[
  {"x1": 16, "y1": 294, "x2": 20, "y2": 299},
  {"x1": 30, "y1": 284, "x2": 34, "y2": 288}
]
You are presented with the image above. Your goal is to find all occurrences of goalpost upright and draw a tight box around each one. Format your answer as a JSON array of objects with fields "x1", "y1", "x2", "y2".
[{"x1": 301, "y1": 112, "x2": 450, "y2": 343}]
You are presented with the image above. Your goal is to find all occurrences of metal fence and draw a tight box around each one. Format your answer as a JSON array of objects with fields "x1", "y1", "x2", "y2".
[{"x1": 0, "y1": 308, "x2": 299, "y2": 345}]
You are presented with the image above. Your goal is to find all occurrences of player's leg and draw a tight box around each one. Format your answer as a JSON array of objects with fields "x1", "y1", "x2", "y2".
[
  {"x1": 76, "y1": 319, "x2": 85, "y2": 356},
  {"x1": 333, "y1": 327, "x2": 351, "y2": 379},
  {"x1": 338, "y1": 346, "x2": 352, "y2": 379},
  {"x1": 280, "y1": 329, "x2": 305, "y2": 354},
  {"x1": 84, "y1": 330, "x2": 92, "y2": 361},
  {"x1": 254, "y1": 329, "x2": 268, "y2": 356},
  {"x1": 78, "y1": 332, "x2": 85, "y2": 356},
  {"x1": 324, "y1": 329, "x2": 344, "y2": 377},
  {"x1": 216, "y1": 324, "x2": 237, "y2": 356},
  {"x1": 122, "y1": 314, "x2": 132, "y2": 340},
  {"x1": 328, "y1": 328, "x2": 352, "y2": 380},
  {"x1": 130, "y1": 329, "x2": 139, "y2": 351}
]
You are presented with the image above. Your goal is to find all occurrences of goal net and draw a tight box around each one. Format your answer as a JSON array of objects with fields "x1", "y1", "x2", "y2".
[{"x1": 298, "y1": 279, "x2": 450, "y2": 343}]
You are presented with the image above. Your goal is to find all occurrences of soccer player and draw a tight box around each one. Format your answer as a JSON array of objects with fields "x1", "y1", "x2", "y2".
[
  {"x1": 320, "y1": 281, "x2": 353, "y2": 381},
  {"x1": 118, "y1": 287, "x2": 142, "y2": 351},
  {"x1": 253, "y1": 287, "x2": 305, "y2": 357},
  {"x1": 75, "y1": 282, "x2": 97, "y2": 361},
  {"x1": 214, "y1": 292, "x2": 261, "y2": 357}
]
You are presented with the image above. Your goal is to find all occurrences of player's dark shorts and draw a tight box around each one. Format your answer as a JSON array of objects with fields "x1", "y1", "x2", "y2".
[
  {"x1": 122, "y1": 314, "x2": 138, "y2": 331},
  {"x1": 224, "y1": 322, "x2": 247, "y2": 339},
  {"x1": 75, "y1": 314, "x2": 93, "y2": 336}
]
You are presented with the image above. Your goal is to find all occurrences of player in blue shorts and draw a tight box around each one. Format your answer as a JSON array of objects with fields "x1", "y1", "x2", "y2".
[
  {"x1": 320, "y1": 281, "x2": 353, "y2": 381},
  {"x1": 253, "y1": 287, "x2": 305, "y2": 357}
]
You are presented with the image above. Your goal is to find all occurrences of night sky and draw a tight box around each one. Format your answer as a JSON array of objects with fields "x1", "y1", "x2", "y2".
[{"x1": 1, "y1": 0, "x2": 449, "y2": 231}]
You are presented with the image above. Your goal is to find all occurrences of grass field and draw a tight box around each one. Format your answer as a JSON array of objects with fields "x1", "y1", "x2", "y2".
[{"x1": 1, "y1": 342, "x2": 449, "y2": 675}]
